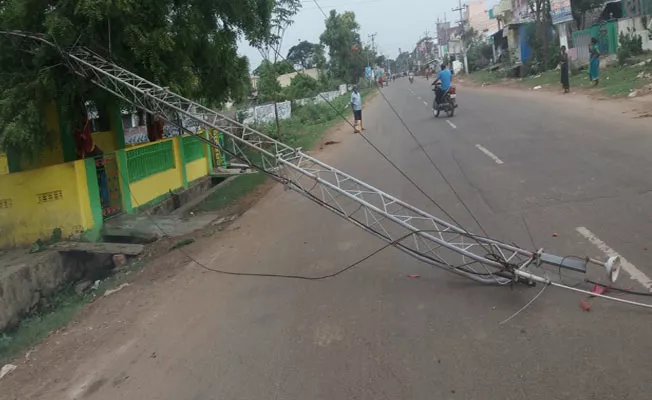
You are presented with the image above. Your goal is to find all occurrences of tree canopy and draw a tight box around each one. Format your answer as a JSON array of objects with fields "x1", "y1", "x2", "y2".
[
  {"x1": 396, "y1": 51, "x2": 412, "y2": 72},
  {"x1": 319, "y1": 10, "x2": 366, "y2": 83},
  {"x1": 287, "y1": 41, "x2": 324, "y2": 69},
  {"x1": 0, "y1": 0, "x2": 275, "y2": 154},
  {"x1": 256, "y1": 60, "x2": 283, "y2": 103}
]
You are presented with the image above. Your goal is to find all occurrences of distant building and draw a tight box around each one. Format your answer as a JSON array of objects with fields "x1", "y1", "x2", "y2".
[
  {"x1": 277, "y1": 69, "x2": 320, "y2": 88},
  {"x1": 465, "y1": 0, "x2": 499, "y2": 33},
  {"x1": 249, "y1": 68, "x2": 320, "y2": 97}
]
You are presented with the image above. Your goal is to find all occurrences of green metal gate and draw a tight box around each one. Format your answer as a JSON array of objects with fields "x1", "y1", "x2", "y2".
[{"x1": 571, "y1": 21, "x2": 619, "y2": 60}]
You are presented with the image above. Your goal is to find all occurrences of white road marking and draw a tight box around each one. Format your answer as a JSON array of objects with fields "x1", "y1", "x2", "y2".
[
  {"x1": 446, "y1": 120, "x2": 457, "y2": 129},
  {"x1": 576, "y1": 227, "x2": 652, "y2": 291},
  {"x1": 474, "y1": 144, "x2": 503, "y2": 164},
  {"x1": 408, "y1": 89, "x2": 416, "y2": 95},
  {"x1": 423, "y1": 101, "x2": 428, "y2": 106},
  {"x1": 417, "y1": 96, "x2": 422, "y2": 100}
]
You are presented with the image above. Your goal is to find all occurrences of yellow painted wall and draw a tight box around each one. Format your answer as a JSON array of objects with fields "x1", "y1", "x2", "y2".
[
  {"x1": 0, "y1": 160, "x2": 93, "y2": 248},
  {"x1": 0, "y1": 153, "x2": 8, "y2": 176},
  {"x1": 92, "y1": 130, "x2": 117, "y2": 153},
  {"x1": 126, "y1": 138, "x2": 184, "y2": 207},
  {"x1": 186, "y1": 158, "x2": 208, "y2": 182},
  {"x1": 20, "y1": 104, "x2": 64, "y2": 171}
]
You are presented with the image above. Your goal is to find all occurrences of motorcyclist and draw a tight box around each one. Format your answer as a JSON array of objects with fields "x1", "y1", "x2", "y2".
[
  {"x1": 408, "y1": 71, "x2": 414, "y2": 83},
  {"x1": 432, "y1": 63, "x2": 452, "y2": 105}
]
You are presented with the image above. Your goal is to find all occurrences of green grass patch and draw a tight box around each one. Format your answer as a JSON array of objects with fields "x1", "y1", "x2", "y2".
[
  {"x1": 201, "y1": 91, "x2": 374, "y2": 213},
  {"x1": 170, "y1": 238, "x2": 195, "y2": 250},
  {"x1": 521, "y1": 63, "x2": 651, "y2": 96},
  {"x1": 0, "y1": 288, "x2": 86, "y2": 363},
  {"x1": 468, "y1": 69, "x2": 505, "y2": 84},
  {"x1": 0, "y1": 259, "x2": 145, "y2": 364},
  {"x1": 195, "y1": 173, "x2": 268, "y2": 212},
  {"x1": 472, "y1": 61, "x2": 652, "y2": 97}
]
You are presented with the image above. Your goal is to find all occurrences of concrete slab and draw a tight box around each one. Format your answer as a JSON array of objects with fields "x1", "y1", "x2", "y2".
[
  {"x1": 103, "y1": 212, "x2": 222, "y2": 241},
  {"x1": 51, "y1": 242, "x2": 145, "y2": 256}
]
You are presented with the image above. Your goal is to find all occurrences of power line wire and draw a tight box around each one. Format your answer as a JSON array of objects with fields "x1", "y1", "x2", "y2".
[{"x1": 299, "y1": 0, "x2": 491, "y2": 238}]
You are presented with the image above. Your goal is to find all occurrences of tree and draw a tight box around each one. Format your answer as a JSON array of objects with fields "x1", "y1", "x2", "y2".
[
  {"x1": 465, "y1": 30, "x2": 494, "y2": 72},
  {"x1": 284, "y1": 73, "x2": 320, "y2": 100},
  {"x1": 287, "y1": 41, "x2": 323, "y2": 69},
  {"x1": 319, "y1": 10, "x2": 364, "y2": 82},
  {"x1": 275, "y1": 60, "x2": 296, "y2": 75},
  {"x1": 259, "y1": 0, "x2": 301, "y2": 137},
  {"x1": 396, "y1": 51, "x2": 412, "y2": 72},
  {"x1": 253, "y1": 59, "x2": 295, "y2": 76},
  {"x1": 388, "y1": 59, "x2": 397, "y2": 73},
  {"x1": 527, "y1": 0, "x2": 553, "y2": 71},
  {"x1": 572, "y1": 0, "x2": 606, "y2": 30},
  {"x1": 0, "y1": 0, "x2": 274, "y2": 155},
  {"x1": 257, "y1": 60, "x2": 284, "y2": 103}
]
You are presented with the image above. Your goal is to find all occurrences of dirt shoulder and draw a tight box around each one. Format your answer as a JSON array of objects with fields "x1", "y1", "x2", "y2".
[
  {"x1": 0, "y1": 96, "x2": 377, "y2": 399},
  {"x1": 465, "y1": 57, "x2": 652, "y2": 100}
]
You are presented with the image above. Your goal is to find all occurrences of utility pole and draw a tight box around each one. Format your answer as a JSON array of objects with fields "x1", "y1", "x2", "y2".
[
  {"x1": 452, "y1": 0, "x2": 468, "y2": 74},
  {"x1": 368, "y1": 33, "x2": 377, "y2": 55}
]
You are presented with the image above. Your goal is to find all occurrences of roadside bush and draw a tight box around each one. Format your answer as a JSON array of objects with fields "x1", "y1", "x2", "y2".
[
  {"x1": 283, "y1": 73, "x2": 320, "y2": 100},
  {"x1": 618, "y1": 29, "x2": 644, "y2": 65},
  {"x1": 467, "y1": 42, "x2": 494, "y2": 72}
]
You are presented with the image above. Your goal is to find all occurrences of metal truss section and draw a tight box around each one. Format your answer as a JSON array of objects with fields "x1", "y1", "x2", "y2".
[{"x1": 13, "y1": 39, "x2": 612, "y2": 285}]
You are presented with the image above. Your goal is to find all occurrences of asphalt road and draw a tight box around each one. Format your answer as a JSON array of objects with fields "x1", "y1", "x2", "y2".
[{"x1": 8, "y1": 79, "x2": 652, "y2": 400}]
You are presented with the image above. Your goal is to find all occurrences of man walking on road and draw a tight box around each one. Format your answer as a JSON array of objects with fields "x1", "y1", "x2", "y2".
[{"x1": 351, "y1": 86, "x2": 363, "y2": 133}]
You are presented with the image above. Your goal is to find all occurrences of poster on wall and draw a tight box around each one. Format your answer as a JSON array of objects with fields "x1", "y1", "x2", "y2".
[
  {"x1": 124, "y1": 126, "x2": 148, "y2": 145},
  {"x1": 551, "y1": 0, "x2": 573, "y2": 25}
]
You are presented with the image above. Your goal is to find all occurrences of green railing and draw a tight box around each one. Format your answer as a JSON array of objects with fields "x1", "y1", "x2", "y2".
[
  {"x1": 571, "y1": 21, "x2": 619, "y2": 60},
  {"x1": 126, "y1": 140, "x2": 175, "y2": 182},
  {"x1": 182, "y1": 135, "x2": 205, "y2": 163}
]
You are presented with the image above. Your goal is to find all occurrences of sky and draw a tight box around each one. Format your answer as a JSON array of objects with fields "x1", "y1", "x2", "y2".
[{"x1": 238, "y1": 0, "x2": 501, "y2": 72}]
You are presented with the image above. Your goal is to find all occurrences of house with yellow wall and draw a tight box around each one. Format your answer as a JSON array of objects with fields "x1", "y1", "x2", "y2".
[{"x1": 0, "y1": 100, "x2": 216, "y2": 248}]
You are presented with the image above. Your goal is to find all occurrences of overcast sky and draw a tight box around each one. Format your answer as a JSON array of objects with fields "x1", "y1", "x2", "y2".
[{"x1": 238, "y1": 0, "x2": 500, "y2": 71}]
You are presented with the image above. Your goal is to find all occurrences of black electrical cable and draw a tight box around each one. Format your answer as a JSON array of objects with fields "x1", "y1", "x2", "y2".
[
  {"x1": 266, "y1": 3, "x2": 493, "y2": 248},
  {"x1": 104, "y1": 120, "x2": 509, "y2": 282},
  {"x1": 99, "y1": 119, "x2": 500, "y2": 282},
  {"x1": 585, "y1": 279, "x2": 652, "y2": 298},
  {"x1": 5, "y1": 29, "x2": 501, "y2": 264}
]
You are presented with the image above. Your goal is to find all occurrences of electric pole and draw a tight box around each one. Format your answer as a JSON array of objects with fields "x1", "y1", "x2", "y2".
[
  {"x1": 368, "y1": 33, "x2": 377, "y2": 57},
  {"x1": 452, "y1": 0, "x2": 468, "y2": 74}
]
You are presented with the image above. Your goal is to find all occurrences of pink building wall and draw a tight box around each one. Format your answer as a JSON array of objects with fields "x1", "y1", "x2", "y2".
[{"x1": 466, "y1": 0, "x2": 499, "y2": 33}]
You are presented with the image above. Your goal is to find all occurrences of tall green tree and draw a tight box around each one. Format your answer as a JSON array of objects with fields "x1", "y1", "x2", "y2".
[
  {"x1": 396, "y1": 51, "x2": 412, "y2": 72},
  {"x1": 287, "y1": 40, "x2": 323, "y2": 69},
  {"x1": 257, "y1": 60, "x2": 284, "y2": 103},
  {"x1": 319, "y1": 10, "x2": 364, "y2": 82},
  {"x1": 0, "y1": 0, "x2": 275, "y2": 155},
  {"x1": 258, "y1": 0, "x2": 301, "y2": 136}
]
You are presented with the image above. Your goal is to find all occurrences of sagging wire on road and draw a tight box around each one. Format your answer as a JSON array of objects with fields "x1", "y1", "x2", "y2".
[
  {"x1": 102, "y1": 149, "x2": 652, "y2": 311},
  {"x1": 4, "y1": 30, "x2": 652, "y2": 311},
  {"x1": 4, "y1": 28, "x2": 500, "y2": 274},
  {"x1": 263, "y1": 3, "x2": 495, "y2": 260},
  {"x1": 106, "y1": 119, "x2": 505, "y2": 283},
  {"x1": 121, "y1": 120, "x2": 514, "y2": 284},
  {"x1": 312, "y1": 0, "x2": 484, "y2": 234}
]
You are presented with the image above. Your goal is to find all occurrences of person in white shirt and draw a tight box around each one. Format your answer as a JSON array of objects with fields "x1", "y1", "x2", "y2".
[{"x1": 350, "y1": 86, "x2": 363, "y2": 133}]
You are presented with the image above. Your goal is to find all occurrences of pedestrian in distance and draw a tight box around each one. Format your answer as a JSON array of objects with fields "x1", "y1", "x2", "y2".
[
  {"x1": 589, "y1": 38, "x2": 600, "y2": 86},
  {"x1": 350, "y1": 86, "x2": 363, "y2": 133},
  {"x1": 560, "y1": 45, "x2": 570, "y2": 94}
]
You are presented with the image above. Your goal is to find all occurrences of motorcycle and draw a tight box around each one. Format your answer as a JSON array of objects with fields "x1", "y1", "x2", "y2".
[{"x1": 432, "y1": 82, "x2": 457, "y2": 118}]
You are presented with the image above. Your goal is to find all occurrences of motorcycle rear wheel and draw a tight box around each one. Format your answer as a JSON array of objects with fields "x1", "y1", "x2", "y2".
[{"x1": 447, "y1": 99, "x2": 456, "y2": 117}]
